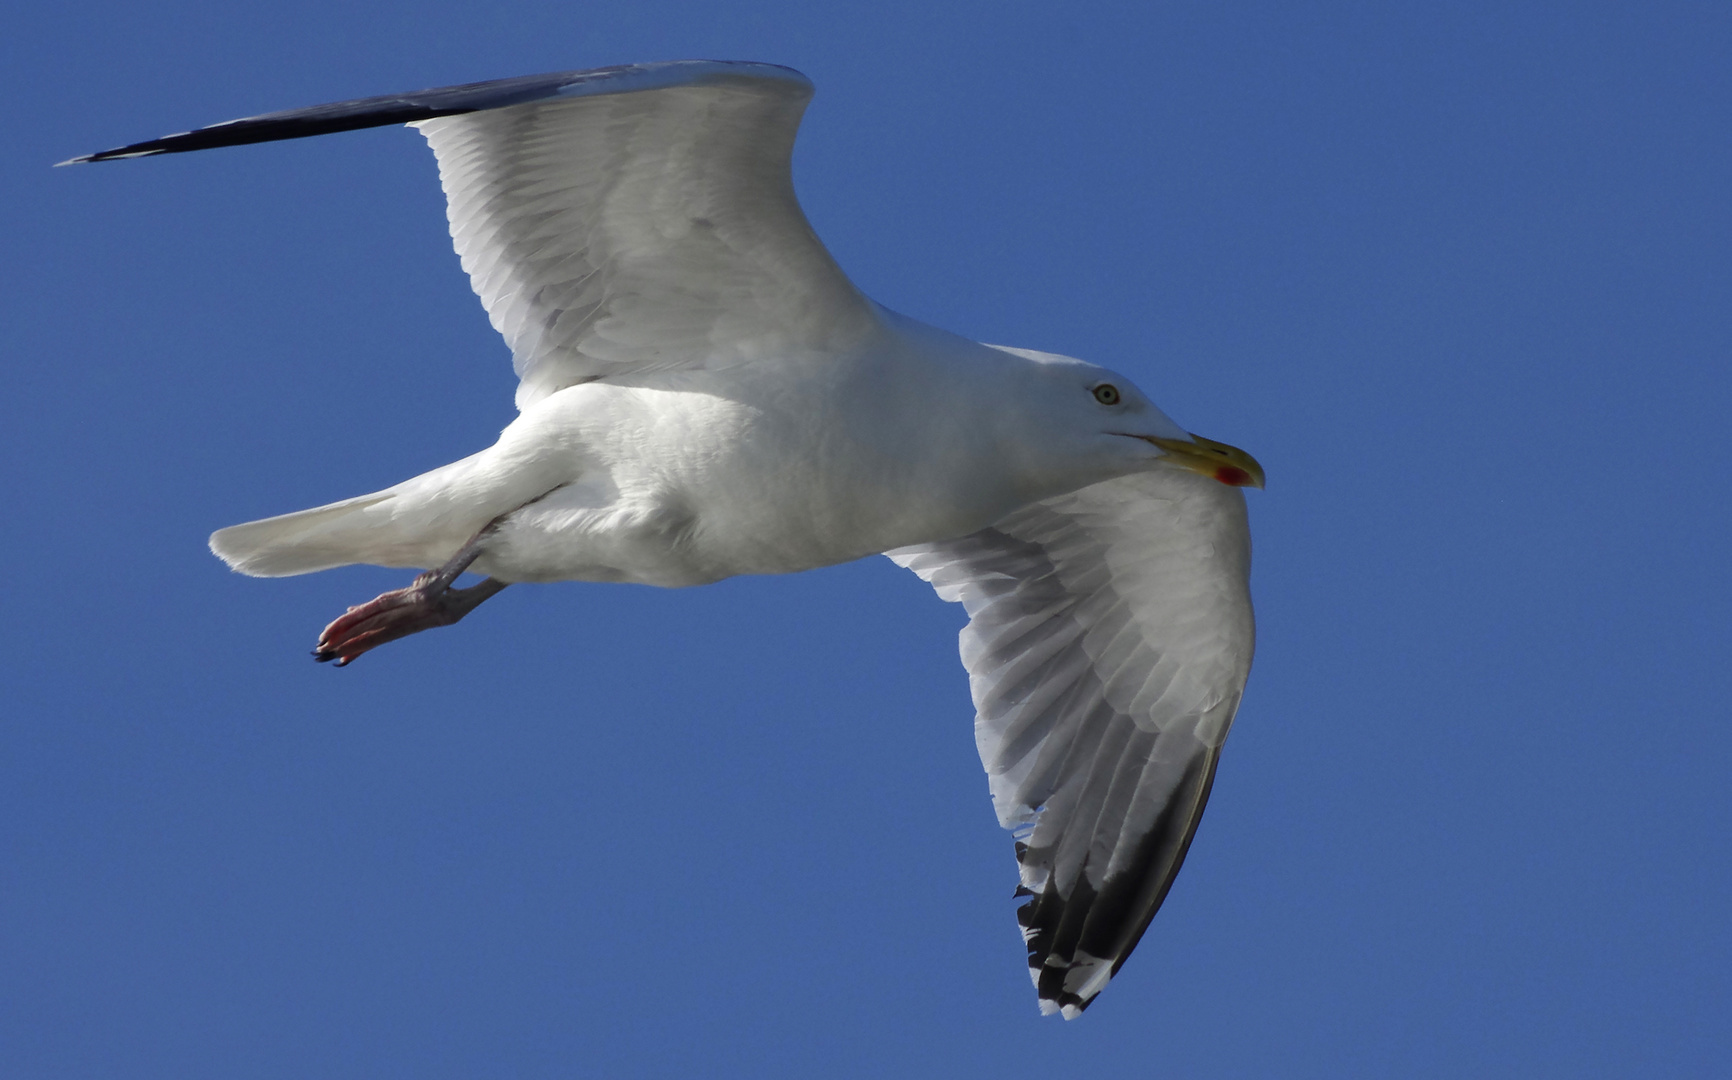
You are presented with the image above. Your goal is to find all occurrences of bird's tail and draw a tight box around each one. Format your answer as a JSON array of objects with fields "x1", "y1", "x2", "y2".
[
  {"x1": 209, "y1": 490, "x2": 405, "y2": 577},
  {"x1": 210, "y1": 442, "x2": 564, "y2": 578}
]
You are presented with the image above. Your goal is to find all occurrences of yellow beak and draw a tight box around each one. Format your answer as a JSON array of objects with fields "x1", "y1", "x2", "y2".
[{"x1": 1145, "y1": 434, "x2": 1266, "y2": 489}]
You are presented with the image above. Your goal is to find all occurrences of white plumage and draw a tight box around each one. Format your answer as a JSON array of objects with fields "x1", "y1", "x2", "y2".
[{"x1": 70, "y1": 60, "x2": 1262, "y2": 1018}]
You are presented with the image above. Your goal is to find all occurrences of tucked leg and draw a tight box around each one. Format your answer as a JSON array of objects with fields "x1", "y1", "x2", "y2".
[{"x1": 314, "y1": 525, "x2": 509, "y2": 667}]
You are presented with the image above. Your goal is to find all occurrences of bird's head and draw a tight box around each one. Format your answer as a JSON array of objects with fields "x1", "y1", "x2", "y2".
[{"x1": 992, "y1": 346, "x2": 1265, "y2": 494}]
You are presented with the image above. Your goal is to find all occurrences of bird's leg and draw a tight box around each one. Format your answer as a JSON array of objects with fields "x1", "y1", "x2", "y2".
[{"x1": 313, "y1": 523, "x2": 510, "y2": 667}]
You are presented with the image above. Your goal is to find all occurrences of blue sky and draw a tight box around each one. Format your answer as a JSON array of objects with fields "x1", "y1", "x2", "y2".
[{"x1": 5, "y1": 2, "x2": 1729, "y2": 1076}]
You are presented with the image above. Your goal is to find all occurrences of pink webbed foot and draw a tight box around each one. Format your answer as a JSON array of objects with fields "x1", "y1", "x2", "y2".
[
  {"x1": 313, "y1": 573, "x2": 507, "y2": 666},
  {"x1": 312, "y1": 522, "x2": 510, "y2": 666}
]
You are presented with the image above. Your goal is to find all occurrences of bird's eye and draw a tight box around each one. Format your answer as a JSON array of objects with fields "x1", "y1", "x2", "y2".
[{"x1": 1092, "y1": 384, "x2": 1122, "y2": 406}]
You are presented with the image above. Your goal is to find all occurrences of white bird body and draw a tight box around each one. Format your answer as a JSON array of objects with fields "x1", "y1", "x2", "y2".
[
  {"x1": 69, "y1": 60, "x2": 1263, "y2": 1019},
  {"x1": 214, "y1": 309, "x2": 1192, "y2": 587}
]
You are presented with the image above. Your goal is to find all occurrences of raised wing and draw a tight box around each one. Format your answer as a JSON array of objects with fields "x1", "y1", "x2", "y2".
[
  {"x1": 62, "y1": 61, "x2": 880, "y2": 408},
  {"x1": 889, "y1": 469, "x2": 1254, "y2": 1018}
]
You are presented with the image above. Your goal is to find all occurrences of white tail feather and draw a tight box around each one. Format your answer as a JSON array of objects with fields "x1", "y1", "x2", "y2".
[
  {"x1": 209, "y1": 440, "x2": 563, "y2": 579},
  {"x1": 209, "y1": 492, "x2": 400, "y2": 577}
]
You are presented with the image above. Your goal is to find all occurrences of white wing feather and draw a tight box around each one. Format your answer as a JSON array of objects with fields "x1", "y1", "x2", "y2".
[
  {"x1": 889, "y1": 469, "x2": 1254, "y2": 1017},
  {"x1": 414, "y1": 73, "x2": 880, "y2": 408}
]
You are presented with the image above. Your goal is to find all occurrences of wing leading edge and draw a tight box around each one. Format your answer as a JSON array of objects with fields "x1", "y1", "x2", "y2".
[{"x1": 58, "y1": 61, "x2": 809, "y2": 164}]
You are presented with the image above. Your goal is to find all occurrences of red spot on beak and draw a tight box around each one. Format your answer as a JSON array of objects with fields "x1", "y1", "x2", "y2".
[{"x1": 1214, "y1": 465, "x2": 1255, "y2": 487}]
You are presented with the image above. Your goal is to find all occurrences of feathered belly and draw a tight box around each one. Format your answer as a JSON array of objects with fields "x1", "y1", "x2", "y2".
[
  {"x1": 471, "y1": 447, "x2": 1020, "y2": 587},
  {"x1": 468, "y1": 375, "x2": 1026, "y2": 586}
]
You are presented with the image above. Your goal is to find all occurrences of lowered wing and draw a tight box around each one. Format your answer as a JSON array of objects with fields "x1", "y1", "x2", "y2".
[{"x1": 889, "y1": 469, "x2": 1255, "y2": 1017}]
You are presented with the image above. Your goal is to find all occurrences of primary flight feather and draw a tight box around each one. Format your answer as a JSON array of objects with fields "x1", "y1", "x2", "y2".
[{"x1": 65, "y1": 60, "x2": 1264, "y2": 1018}]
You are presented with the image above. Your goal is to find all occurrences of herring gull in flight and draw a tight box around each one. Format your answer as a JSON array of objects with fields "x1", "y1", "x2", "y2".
[{"x1": 63, "y1": 60, "x2": 1265, "y2": 1017}]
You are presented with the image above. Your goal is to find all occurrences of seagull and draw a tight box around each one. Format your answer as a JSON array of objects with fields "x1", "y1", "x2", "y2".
[{"x1": 64, "y1": 60, "x2": 1264, "y2": 1018}]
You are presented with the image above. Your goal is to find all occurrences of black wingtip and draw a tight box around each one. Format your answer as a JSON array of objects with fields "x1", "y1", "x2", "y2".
[
  {"x1": 56, "y1": 148, "x2": 165, "y2": 167},
  {"x1": 1016, "y1": 746, "x2": 1224, "y2": 1018},
  {"x1": 53, "y1": 61, "x2": 812, "y2": 168}
]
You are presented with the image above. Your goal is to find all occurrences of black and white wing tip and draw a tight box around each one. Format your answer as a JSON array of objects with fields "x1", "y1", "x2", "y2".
[
  {"x1": 55, "y1": 60, "x2": 809, "y2": 166},
  {"x1": 1021, "y1": 745, "x2": 1222, "y2": 1019}
]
